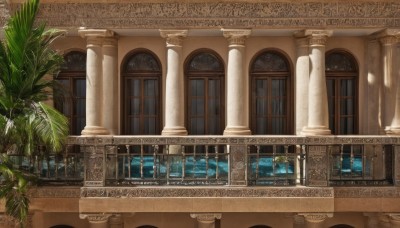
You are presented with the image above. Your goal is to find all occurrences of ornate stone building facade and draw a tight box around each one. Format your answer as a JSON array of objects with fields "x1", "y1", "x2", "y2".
[{"x1": 2, "y1": 0, "x2": 400, "y2": 227}]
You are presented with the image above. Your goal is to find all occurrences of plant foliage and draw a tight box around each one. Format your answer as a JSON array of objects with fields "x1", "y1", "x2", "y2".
[{"x1": 0, "y1": 0, "x2": 68, "y2": 225}]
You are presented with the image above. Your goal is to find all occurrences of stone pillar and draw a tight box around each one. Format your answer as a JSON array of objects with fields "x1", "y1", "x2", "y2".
[
  {"x1": 366, "y1": 38, "x2": 384, "y2": 134},
  {"x1": 160, "y1": 30, "x2": 188, "y2": 136},
  {"x1": 80, "y1": 214, "x2": 111, "y2": 228},
  {"x1": 300, "y1": 213, "x2": 332, "y2": 228},
  {"x1": 301, "y1": 30, "x2": 332, "y2": 136},
  {"x1": 229, "y1": 145, "x2": 247, "y2": 186},
  {"x1": 79, "y1": 29, "x2": 114, "y2": 135},
  {"x1": 295, "y1": 36, "x2": 310, "y2": 135},
  {"x1": 109, "y1": 214, "x2": 124, "y2": 228},
  {"x1": 222, "y1": 29, "x2": 252, "y2": 136},
  {"x1": 190, "y1": 213, "x2": 222, "y2": 228},
  {"x1": 102, "y1": 36, "x2": 119, "y2": 135},
  {"x1": 379, "y1": 32, "x2": 400, "y2": 134},
  {"x1": 306, "y1": 145, "x2": 328, "y2": 187}
]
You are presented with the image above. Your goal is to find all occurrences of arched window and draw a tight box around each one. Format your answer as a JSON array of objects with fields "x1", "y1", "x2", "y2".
[
  {"x1": 326, "y1": 50, "x2": 358, "y2": 135},
  {"x1": 185, "y1": 50, "x2": 225, "y2": 135},
  {"x1": 250, "y1": 50, "x2": 292, "y2": 135},
  {"x1": 55, "y1": 51, "x2": 86, "y2": 135},
  {"x1": 122, "y1": 50, "x2": 162, "y2": 135}
]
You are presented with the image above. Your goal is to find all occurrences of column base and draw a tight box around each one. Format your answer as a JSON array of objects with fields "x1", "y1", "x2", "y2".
[
  {"x1": 385, "y1": 126, "x2": 400, "y2": 135},
  {"x1": 162, "y1": 127, "x2": 188, "y2": 136},
  {"x1": 301, "y1": 126, "x2": 331, "y2": 136},
  {"x1": 223, "y1": 126, "x2": 251, "y2": 136},
  {"x1": 81, "y1": 126, "x2": 109, "y2": 135}
]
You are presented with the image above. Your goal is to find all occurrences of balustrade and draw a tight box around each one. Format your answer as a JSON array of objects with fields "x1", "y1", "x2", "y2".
[{"x1": 3, "y1": 136, "x2": 399, "y2": 187}]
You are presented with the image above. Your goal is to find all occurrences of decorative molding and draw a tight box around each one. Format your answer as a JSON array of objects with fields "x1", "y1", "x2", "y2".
[
  {"x1": 222, "y1": 29, "x2": 251, "y2": 46},
  {"x1": 1, "y1": 2, "x2": 398, "y2": 29},
  {"x1": 190, "y1": 213, "x2": 222, "y2": 223},
  {"x1": 309, "y1": 35, "x2": 328, "y2": 46},
  {"x1": 80, "y1": 213, "x2": 111, "y2": 223},
  {"x1": 300, "y1": 213, "x2": 333, "y2": 223},
  {"x1": 78, "y1": 28, "x2": 114, "y2": 38},
  {"x1": 28, "y1": 187, "x2": 81, "y2": 198},
  {"x1": 229, "y1": 145, "x2": 247, "y2": 186},
  {"x1": 159, "y1": 30, "x2": 188, "y2": 47},
  {"x1": 334, "y1": 187, "x2": 400, "y2": 198},
  {"x1": 307, "y1": 146, "x2": 328, "y2": 187},
  {"x1": 80, "y1": 187, "x2": 334, "y2": 198}
]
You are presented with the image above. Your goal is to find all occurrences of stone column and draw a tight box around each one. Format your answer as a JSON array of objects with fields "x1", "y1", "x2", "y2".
[
  {"x1": 295, "y1": 36, "x2": 310, "y2": 135},
  {"x1": 190, "y1": 213, "x2": 222, "y2": 228},
  {"x1": 301, "y1": 30, "x2": 332, "y2": 136},
  {"x1": 109, "y1": 214, "x2": 124, "y2": 228},
  {"x1": 102, "y1": 36, "x2": 119, "y2": 135},
  {"x1": 379, "y1": 32, "x2": 400, "y2": 134},
  {"x1": 79, "y1": 29, "x2": 113, "y2": 135},
  {"x1": 300, "y1": 213, "x2": 332, "y2": 228},
  {"x1": 160, "y1": 30, "x2": 188, "y2": 136},
  {"x1": 366, "y1": 38, "x2": 384, "y2": 134},
  {"x1": 222, "y1": 29, "x2": 252, "y2": 136},
  {"x1": 80, "y1": 214, "x2": 111, "y2": 228}
]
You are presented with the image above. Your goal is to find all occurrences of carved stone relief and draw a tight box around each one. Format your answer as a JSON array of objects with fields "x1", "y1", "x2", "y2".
[
  {"x1": 1, "y1": 2, "x2": 400, "y2": 29},
  {"x1": 307, "y1": 146, "x2": 328, "y2": 187}
]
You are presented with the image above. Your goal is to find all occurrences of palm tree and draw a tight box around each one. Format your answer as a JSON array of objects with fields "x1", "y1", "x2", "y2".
[{"x1": 0, "y1": 0, "x2": 68, "y2": 225}]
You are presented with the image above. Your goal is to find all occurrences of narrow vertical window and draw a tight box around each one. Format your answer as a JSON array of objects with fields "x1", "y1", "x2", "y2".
[
  {"x1": 326, "y1": 51, "x2": 358, "y2": 134},
  {"x1": 55, "y1": 51, "x2": 86, "y2": 135},
  {"x1": 185, "y1": 50, "x2": 225, "y2": 135},
  {"x1": 250, "y1": 51, "x2": 292, "y2": 135},
  {"x1": 122, "y1": 51, "x2": 161, "y2": 135}
]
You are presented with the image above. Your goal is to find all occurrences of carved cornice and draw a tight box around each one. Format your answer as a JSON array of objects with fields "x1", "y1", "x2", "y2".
[
  {"x1": 78, "y1": 28, "x2": 114, "y2": 38},
  {"x1": 222, "y1": 29, "x2": 251, "y2": 46},
  {"x1": 190, "y1": 213, "x2": 222, "y2": 223},
  {"x1": 159, "y1": 30, "x2": 187, "y2": 47}
]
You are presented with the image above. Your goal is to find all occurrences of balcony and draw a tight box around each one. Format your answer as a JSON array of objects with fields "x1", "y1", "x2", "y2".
[{"x1": 10, "y1": 135, "x2": 399, "y2": 188}]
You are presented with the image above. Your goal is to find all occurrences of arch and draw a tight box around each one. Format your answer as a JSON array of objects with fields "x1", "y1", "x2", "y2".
[
  {"x1": 330, "y1": 225, "x2": 355, "y2": 228},
  {"x1": 184, "y1": 49, "x2": 225, "y2": 135},
  {"x1": 121, "y1": 49, "x2": 162, "y2": 135},
  {"x1": 249, "y1": 225, "x2": 272, "y2": 228},
  {"x1": 50, "y1": 225, "x2": 74, "y2": 228},
  {"x1": 325, "y1": 49, "x2": 359, "y2": 135},
  {"x1": 249, "y1": 49, "x2": 293, "y2": 135},
  {"x1": 136, "y1": 226, "x2": 158, "y2": 228},
  {"x1": 54, "y1": 50, "x2": 87, "y2": 135}
]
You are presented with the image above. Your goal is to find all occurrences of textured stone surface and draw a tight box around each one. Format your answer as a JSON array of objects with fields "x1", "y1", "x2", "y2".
[{"x1": 2, "y1": 2, "x2": 400, "y2": 29}]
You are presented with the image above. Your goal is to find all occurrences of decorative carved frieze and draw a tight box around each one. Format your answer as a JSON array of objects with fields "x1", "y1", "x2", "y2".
[
  {"x1": 1, "y1": 2, "x2": 398, "y2": 29},
  {"x1": 80, "y1": 187, "x2": 334, "y2": 198},
  {"x1": 334, "y1": 187, "x2": 400, "y2": 198}
]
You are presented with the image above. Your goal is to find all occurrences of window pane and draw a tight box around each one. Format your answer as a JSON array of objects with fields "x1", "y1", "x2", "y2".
[
  {"x1": 74, "y1": 117, "x2": 85, "y2": 135},
  {"x1": 341, "y1": 98, "x2": 354, "y2": 115},
  {"x1": 341, "y1": 79, "x2": 354, "y2": 97},
  {"x1": 256, "y1": 117, "x2": 267, "y2": 134},
  {"x1": 257, "y1": 98, "x2": 267, "y2": 116},
  {"x1": 144, "y1": 98, "x2": 156, "y2": 115},
  {"x1": 129, "y1": 117, "x2": 140, "y2": 135},
  {"x1": 271, "y1": 118, "x2": 284, "y2": 134},
  {"x1": 190, "y1": 79, "x2": 205, "y2": 96},
  {"x1": 340, "y1": 117, "x2": 354, "y2": 134},
  {"x1": 75, "y1": 99, "x2": 85, "y2": 116},
  {"x1": 191, "y1": 98, "x2": 204, "y2": 116},
  {"x1": 74, "y1": 79, "x2": 86, "y2": 97},
  {"x1": 144, "y1": 117, "x2": 156, "y2": 134},
  {"x1": 272, "y1": 79, "x2": 285, "y2": 97},
  {"x1": 129, "y1": 98, "x2": 140, "y2": 115}
]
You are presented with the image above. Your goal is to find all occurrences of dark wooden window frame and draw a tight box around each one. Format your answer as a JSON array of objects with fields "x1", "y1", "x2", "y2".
[
  {"x1": 55, "y1": 51, "x2": 86, "y2": 136},
  {"x1": 121, "y1": 49, "x2": 162, "y2": 135},
  {"x1": 326, "y1": 49, "x2": 359, "y2": 135},
  {"x1": 184, "y1": 49, "x2": 225, "y2": 135},
  {"x1": 249, "y1": 49, "x2": 294, "y2": 135}
]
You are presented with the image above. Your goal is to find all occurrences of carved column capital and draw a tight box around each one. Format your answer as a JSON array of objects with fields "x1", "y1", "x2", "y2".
[
  {"x1": 190, "y1": 213, "x2": 222, "y2": 223},
  {"x1": 78, "y1": 28, "x2": 115, "y2": 38},
  {"x1": 295, "y1": 37, "x2": 310, "y2": 48},
  {"x1": 160, "y1": 29, "x2": 188, "y2": 47},
  {"x1": 80, "y1": 213, "x2": 111, "y2": 223},
  {"x1": 222, "y1": 29, "x2": 251, "y2": 46},
  {"x1": 299, "y1": 213, "x2": 332, "y2": 223},
  {"x1": 103, "y1": 36, "x2": 118, "y2": 47}
]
